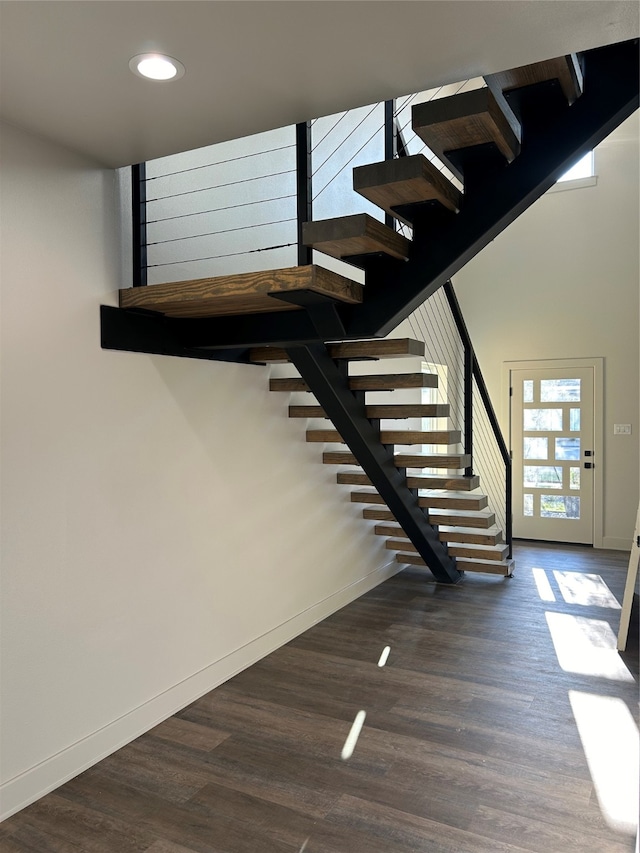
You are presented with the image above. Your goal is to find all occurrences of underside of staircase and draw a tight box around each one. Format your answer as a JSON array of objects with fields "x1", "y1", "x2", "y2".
[{"x1": 103, "y1": 39, "x2": 639, "y2": 584}]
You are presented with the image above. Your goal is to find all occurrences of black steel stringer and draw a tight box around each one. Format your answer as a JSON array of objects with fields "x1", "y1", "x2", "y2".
[{"x1": 285, "y1": 343, "x2": 462, "y2": 584}]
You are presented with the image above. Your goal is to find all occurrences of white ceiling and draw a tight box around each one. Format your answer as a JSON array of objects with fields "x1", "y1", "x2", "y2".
[{"x1": 1, "y1": 1, "x2": 638, "y2": 168}]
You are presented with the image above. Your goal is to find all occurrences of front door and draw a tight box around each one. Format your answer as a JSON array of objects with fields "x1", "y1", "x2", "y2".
[{"x1": 510, "y1": 365, "x2": 595, "y2": 544}]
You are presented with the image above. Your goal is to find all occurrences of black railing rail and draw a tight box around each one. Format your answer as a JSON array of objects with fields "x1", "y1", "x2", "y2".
[
  {"x1": 443, "y1": 281, "x2": 513, "y2": 557},
  {"x1": 404, "y1": 282, "x2": 512, "y2": 557}
]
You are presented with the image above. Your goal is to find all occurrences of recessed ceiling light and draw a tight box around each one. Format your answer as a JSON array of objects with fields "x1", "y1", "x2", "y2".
[{"x1": 129, "y1": 53, "x2": 185, "y2": 81}]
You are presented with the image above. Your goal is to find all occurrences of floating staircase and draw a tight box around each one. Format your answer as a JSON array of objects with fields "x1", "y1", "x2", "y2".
[
  {"x1": 263, "y1": 336, "x2": 514, "y2": 577},
  {"x1": 107, "y1": 41, "x2": 639, "y2": 583}
]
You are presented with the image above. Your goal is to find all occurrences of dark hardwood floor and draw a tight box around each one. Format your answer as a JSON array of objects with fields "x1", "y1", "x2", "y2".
[{"x1": 1, "y1": 542, "x2": 637, "y2": 852}]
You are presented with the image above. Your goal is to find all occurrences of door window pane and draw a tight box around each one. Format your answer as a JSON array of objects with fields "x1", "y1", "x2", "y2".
[
  {"x1": 541, "y1": 495, "x2": 580, "y2": 519},
  {"x1": 523, "y1": 380, "x2": 534, "y2": 402},
  {"x1": 524, "y1": 409, "x2": 563, "y2": 431},
  {"x1": 540, "y1": 379, "x2": 581, "y2": 402},
  {"x1": 524, "y1": 437, "x2": 548, "y2": 460},
  {"x1": 570, "y1": 408, "x2": 581, "y2": 431},
  {"x1": 555, "y1": 438, "x2": 581, "y2": 460},
  {"x1": 524, "y1": 466, "x2": 563, "y2": 489},
  {"x1": 570, "y1": 467, "x2": 580, "y2": 490},
  {"x1": 523, "y1": 494, "x2": 533, "y2": 516}
]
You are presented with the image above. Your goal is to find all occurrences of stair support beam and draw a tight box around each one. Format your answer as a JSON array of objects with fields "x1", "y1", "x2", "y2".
[{"x1": 285, "y1": 343, "x2": 462, "y2": 584}]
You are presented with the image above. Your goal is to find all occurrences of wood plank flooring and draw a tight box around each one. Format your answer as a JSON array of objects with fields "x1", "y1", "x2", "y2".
[{"x1": 1, "y1": 542, "x2": 637, "y2": 852}]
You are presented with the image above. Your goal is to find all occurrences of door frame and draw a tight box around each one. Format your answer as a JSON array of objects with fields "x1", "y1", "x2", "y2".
[{"x1": 502, "y1": 357, "x2": 604, "y2": 548}]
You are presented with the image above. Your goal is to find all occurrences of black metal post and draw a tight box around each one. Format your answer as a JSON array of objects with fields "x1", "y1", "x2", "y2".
[
  {"x1": 286, "y1": 343, "x2": 462, "y2": 584},
  {"x1": 296, "y1": 121, "x2": 312, "y2": 266},
  {"x1": 464, "y1": 345, "x2": 473, "y2": 476},
  {"x1": 131, "y1": 163, "x2": 147, "y2": 287},
  {"x1": 506, "y1": 461, "x2": 513, "y2": 559},
  {"x1": 384, "y1": 100, "x2": 396, "y2": 229}
]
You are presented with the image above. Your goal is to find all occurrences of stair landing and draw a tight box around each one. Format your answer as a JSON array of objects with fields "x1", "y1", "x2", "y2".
[{"x1": 119, "y1": 265, "x2": 362, "y2": 318}]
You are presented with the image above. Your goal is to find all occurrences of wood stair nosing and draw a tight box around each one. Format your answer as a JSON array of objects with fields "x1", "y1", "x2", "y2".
[
  {"x1": 302, "y1": 213, "x2": 411, "y2": 263},
  {"x1": 484, "y1": 54, "x2": 583, "y2": 105},
  {"x1": 251, "y1": 338, "x2": 426, "y2": 364},
  {"x1": 270, "y1": 372, "x2": 438, "y2": 392},
  {"x1": 396, "y1": 552, "x2": 514, "y2": 576},
  {"x1": 119, "y1": 264, "x2": 363, "y2": 319},
  {"x1": 353, "y1": 153, "x2": 463, "y2": 223},
  {"x1": 418, "y1": 492, "x2": 489, "y2": 511},
  {"x1": 363, "y1": 507, "x2": 397, "y2": 522},
  {"x1": 373, "y1": 523, "x2": 503, "y2": 546},
  {"x1": 407, "y1": 474, "x2": 480, "y2": 491},
  {"x1": 448, "y1": 543, "x2": 510, "y2": 561},
  {"x1": 337, "y1": 472, "x2": 479, "y2": 490},
  {"x1": 456, "y1": 558, "x2": 515, "y2": 576},
  {"x1": 387, "y1": 538, "x2": 510, "y2": 560},
  {"x1": 411, "y1": 88, "x2": 521, "y2": 182},
  {"x1": 351, "y1": 490, "x2": 487, "y2": 511},
  {"x1": 427, "y1": 510, "x2": 496, "y2": 529},
  {"x1": 289, "y1": 403, "x2": 451, "y2": 419},
  {"x1": 306, "y1": 429, "x2": 461, "y2": 445},
  {"x1": 323, "y1": 451, "x2": 471, "y2": 468},
  {"x1": 362, "y1": 507, "x2": 496, "y2": 529}
]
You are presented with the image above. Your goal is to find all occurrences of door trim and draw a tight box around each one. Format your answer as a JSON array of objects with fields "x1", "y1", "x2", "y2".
[{"x1": 502, "y1": 358, "x2": 604, "y2": 548}]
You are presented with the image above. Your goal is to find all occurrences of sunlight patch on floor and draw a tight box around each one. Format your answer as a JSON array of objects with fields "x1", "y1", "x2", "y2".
[
  {"x1": 532, "y1": 567, "x2": 556, "y2": 601},
  {"x1": 569, "y1": 690, "x2": 639, "y2": 835},
  {"x1": 546, "y1": 612, "x2": 635, "y2": 681},
  {"x1": 553, "y1": 571, "x2": 621, "y2": 609}
]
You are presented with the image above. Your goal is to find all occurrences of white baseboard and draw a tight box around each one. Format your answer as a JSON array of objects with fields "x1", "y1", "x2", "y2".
[
  {"x1": 0, "y1": 559, "x2": 401, "y2": 822},
  {"x1": 601, "y1": 537, "x2": 632, "y2": 551}
]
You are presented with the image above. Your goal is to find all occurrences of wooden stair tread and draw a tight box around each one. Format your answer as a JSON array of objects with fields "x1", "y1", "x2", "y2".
[
  {"x1": 119, "y1": 265, "x2": 362, "y2": 319},
  {"x1": 337, "y1": 472, "x2": 479, "y2": 490},
  {"x1": 396, "y1": 553, "x2": 514, "y2": 576},
  {"x1": 251, "y1": 338, "x2": 426, "y2": 363},
  {"x1": 350, "y1": 491, "x2": 388, "y2": 506},
  {"x1": 350, "y1": 490, "x2": 487, "y2": 510},
  {"x1": 302, "y1": 213, "x2": 411, "y2": 262},
  {"x1": 435, "y1": 526, "x2": 503, "y2": 545},
  {"x1": 485, "y1": 54, "x2": 583, "y2": 105},
  {"x1": 353, "y1": 154, "x2": 463, "y2": 224},
  {"x1": 363, "y1": 507, "x2": 397, "y2": 522},
  {"x1": 374, "y1": 523, "x2": 502, "y2": 546},
  {"x1": 411, "y1": 88, "x2": 521, "y2": 182},
  {"x1": 323, "y1": 452, "x2": 470, "y2": 468},
  {"x1": 289, "y1": 403, "x2": 450, "y2": 419},
  {"x1": 307, "y1": 429, "x2": 460, "y2": 445},
  {"x1": 456, "y1": 558, "x2": 515, "y2": 576},
  {"x1": 271, "y1": 373, "x2": 438, "y2": 392},
  {"x1": 422, "y1": 493, "x2": 488, "y2": 510},
  {"x1": 427, "y1": 509, "x2": 496, "y2": 528},
  {"x1": 407, "y1": 474, "x2": 480, "y2": 491},
  {"x1": 362, "y1": 507, "x2": 495, "y2": 529},
  {"x1": 385, "y1": 539, "x2": 507, "y2": 561}
]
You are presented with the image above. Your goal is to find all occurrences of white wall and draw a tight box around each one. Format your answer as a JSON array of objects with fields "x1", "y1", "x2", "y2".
[
  {"x1": 0, "y1": 121, "x2": 394, "y2": 819},
  {"x1": 452, "y1": 113, "x2": 639, "y2": 550}
]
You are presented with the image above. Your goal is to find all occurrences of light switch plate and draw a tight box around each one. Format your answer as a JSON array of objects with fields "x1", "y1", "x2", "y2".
[{"x1": 613, "y1": 424, "x2": 632, "y2": 435}]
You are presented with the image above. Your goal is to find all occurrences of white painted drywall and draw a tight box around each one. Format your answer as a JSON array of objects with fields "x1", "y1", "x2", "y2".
[
  {"x1": 0, "y1": 121, "x2": 394, "y2": 819},
  {"x1": 452, "y1": 113, "x2": 639, "y2": 550}
]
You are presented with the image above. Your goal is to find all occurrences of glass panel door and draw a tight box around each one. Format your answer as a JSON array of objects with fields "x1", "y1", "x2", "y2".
[{"x1": 511, "y1": 367, "x2": 594, "y2": 543}]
